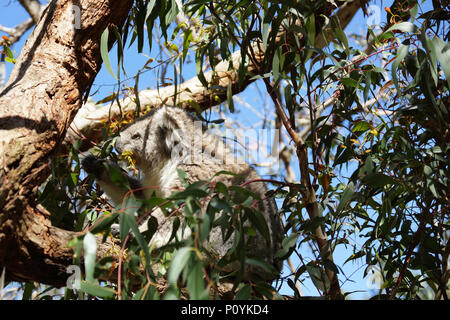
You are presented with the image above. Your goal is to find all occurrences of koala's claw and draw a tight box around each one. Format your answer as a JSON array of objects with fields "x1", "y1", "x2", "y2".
[{"x1": 81, "y1": 154, "x2": 104, "y2": 178}]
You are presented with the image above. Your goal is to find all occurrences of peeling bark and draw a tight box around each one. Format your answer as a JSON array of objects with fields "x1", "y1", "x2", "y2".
[{"x1": 0, "y1": 0, "x2": 133, "y2": 286}]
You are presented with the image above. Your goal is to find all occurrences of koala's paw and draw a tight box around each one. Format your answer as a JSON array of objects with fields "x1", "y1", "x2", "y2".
[{"x1": 81, "y1": 154, "x2": 104, "y2": 178}]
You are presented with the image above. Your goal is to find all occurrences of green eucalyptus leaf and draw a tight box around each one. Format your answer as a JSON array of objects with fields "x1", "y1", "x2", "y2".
[
  {"x1": 100, "y1": 28, "x2": 116, "y2": 79},
  {"x1": 168, "y1": 247, "x2": 192, "y2": 284}
]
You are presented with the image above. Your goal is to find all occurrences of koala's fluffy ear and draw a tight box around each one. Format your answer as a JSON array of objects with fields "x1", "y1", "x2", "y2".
[{"x1": 159, "y1": 110, "x2": 183, "y2": 152}]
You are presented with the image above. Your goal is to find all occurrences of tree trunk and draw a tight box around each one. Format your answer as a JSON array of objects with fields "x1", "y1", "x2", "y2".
[{"x1": 0, "y1": 0, "x2": 132, "y2": 286}]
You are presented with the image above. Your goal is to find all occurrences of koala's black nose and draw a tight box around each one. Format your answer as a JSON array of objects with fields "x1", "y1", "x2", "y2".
[{"x1": 115, "y1": 137, "x2": 122, "y2": 153}]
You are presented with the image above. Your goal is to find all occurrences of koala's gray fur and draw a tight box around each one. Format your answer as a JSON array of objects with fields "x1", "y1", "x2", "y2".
[{"x1": 82, "y1": 106, "x2": 283, "y2": 280}]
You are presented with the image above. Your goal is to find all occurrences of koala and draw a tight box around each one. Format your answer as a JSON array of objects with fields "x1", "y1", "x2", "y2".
[{"x1": 82, "y1": 106, "x2": 284, "y2": 281}]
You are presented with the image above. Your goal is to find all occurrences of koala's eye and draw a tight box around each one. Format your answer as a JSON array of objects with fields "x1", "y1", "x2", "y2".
[{"x1": 131, "y1": 133, "x2": 141, "y2": 140}]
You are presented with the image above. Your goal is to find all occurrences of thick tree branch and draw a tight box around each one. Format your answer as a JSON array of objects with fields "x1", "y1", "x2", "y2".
[
  {"x1": 18, "y1": 0, "x2": 46, "y2": 24},
  {"x1": 0, "y1": 2, "x2": 47, "y2": 47},
  {"x1": 0, "y1": 17, "x2": 38, "y2": 47}
]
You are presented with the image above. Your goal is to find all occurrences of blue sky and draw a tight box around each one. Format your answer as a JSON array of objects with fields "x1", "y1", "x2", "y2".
[{"x1": 0, "y1": 0, "x2": 435, "y2": 299}]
